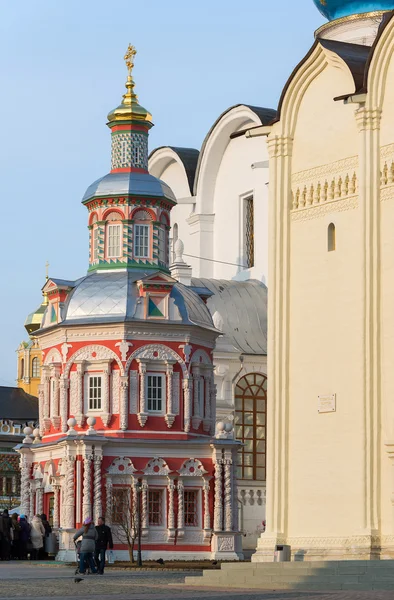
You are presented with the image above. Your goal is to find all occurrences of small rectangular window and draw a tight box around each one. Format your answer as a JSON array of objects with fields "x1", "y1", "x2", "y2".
[
  {"x1": 158, "y1": 227, "x2": 166, "y2": 263},
  {"x1": 121, "y1": 140, "x2": 128, "y2": 165},
  {"x1": 184, "y1": 490, "x2": 198, "y2": 527},
  {"x1": 108, "y1": 224, "x2": 121, "y2": 258},
  {"x1": 148, "y1": 489, "x2": 163, "y2": 526},
  {"x1": 244, "y1": 196, "x2": 254, "y2": 268},
  {"x1": 147, "y1": 374, "x2": 164, "y2": 412},
  {"x1": 134, "y1": 224, "x2": 150, "y2": 258},
  {"x1": 89, "y1": 376, "x2": 102, "y2": 410},
  {"x1": 112, "y1": 488, "x2": 129, "y2": 524},
  {"x1": 93, "y1": 228, "x2": 98, "y2": 260},
  {"x1": 134, "y1": 146, "x2": 142, "y2": 165}
]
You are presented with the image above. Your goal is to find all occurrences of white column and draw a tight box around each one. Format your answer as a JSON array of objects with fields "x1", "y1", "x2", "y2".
[
  {"x1": 93, "y1": 454, "x2": 103, "y2": 523},
  {"x1": 224, "y1": 450, "x2": 233, "y2": 531},
  {"x1": 42, "y1": 367, "x2": 51, "y2": 432},
  {"x1": 19, "y1": 452, "x2": 31, "y2": 519},
  {"x1": 101, "y1": 367, "x2": 111, "y2": 427},
  {"x1": 165, "y1": 362, "x2": 176, "y2": 428},
  {"x1": 177, "y1": 479, "x2": 185, "y2": 539},
  {"x1": 64, "y1": 456, "x2": 75, "y2": 528},
  {"x1": 36, "y1": 484, "x2": 44, "y2": 515},
  {"x1": 210, "y1": 382, "x2": 217, "y2": 436},
  {"x1": 213, "y1": 455, "x2": 223, "y2": 531},
  {"x1": 75, "y1": 363, "x2": 85, "y2": 426},
  {"x1": 183, "y1": 376, "x2": 192, "y2": 433},
  {"x1": 141, "y1": 478, "x2": 148, "y2": 536},
  {"x1": 203, "y1": 372, "x2": 212, "y2": 432},
  {"x1": 82, "y1": 454, "x2": 93, "y2": 522},
  {"x1": 137, "y1": 361, "x2": 148, "y2": 427},
  {"x1": 51, "y1": 369, "x2": 61, "y2": 429},
  {"x1": 232, "y1": 448, "x2": 239, "y2": 533},
  {"x1": 53, "y1": 483, "x2": 60, "y2": 528},
  {"x1": 2, "y1": 476, "x2": 6, "y2": 495},
  {"x1": 203, "y1": 478, "x2": 211, "y2": 531},
  {"x1": 120, "y1": 376, "x2": 129, "y2": 431},
  {"x1": 29, "y1": 482, "x2": 35, "y2": 520},
  {"x1": 12, "y1": 475, "x2": 17, "y2": 495},
  {"x1": 59, "y1": 377, "x2": 69, "y2": 433},
  {"x1": 192, "y1": 368, "x2": 202, "y2": 430},
  {"x1": 38, "y1": 384, "x2": 45, "y2": 436},
  {"x1": 105, "y1": 476, "x2": 113, "y2": 526},
  {"x1": 167, "y1": 478, "x2": 176, "y2": 541}
]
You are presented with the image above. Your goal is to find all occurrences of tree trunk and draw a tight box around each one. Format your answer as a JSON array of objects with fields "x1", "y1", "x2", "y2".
[{"x1": 128, "y1": 542, "x2": 134, "y2": 564}]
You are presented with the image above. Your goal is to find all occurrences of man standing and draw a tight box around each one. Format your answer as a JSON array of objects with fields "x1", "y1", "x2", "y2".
[
  {"x1": 95, "y1": 517, "x2": 113, "y2": 574},
  {"x1": 0, "y1": 510, "x2": 12, "y2": 561}
]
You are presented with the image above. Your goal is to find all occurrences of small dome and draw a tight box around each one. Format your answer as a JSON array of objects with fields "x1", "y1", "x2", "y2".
[
  {"x1": 107, "y1": 76, "x2": 152, "y2": 125},
  {"x1": 313, "y1": 0, "x2": 394, "y2": 20},
  {"x1": 24, "y1": 297, "x2": 48, "y2": 335},
  {"x1": 82, "y1": 171, "x2": 176, "y2": 203}
]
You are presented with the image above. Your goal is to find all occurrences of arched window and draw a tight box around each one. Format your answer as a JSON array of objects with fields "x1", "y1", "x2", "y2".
[
  {"x1": 328, "y1": 223, "x2": 336, "y2": 252},
  {"x1": 20, "y1": 358, "x2": 24, "y2": 379},
  {"x1": 106, "y1": 211, "x2": 123, "y2": 259},
  {"x1": 32, "y1": 357, "x2": 40, "y2": 378},
  {"x1": 90, "y1": 214, "x2": 98, "y2": 261},
  {"x1": 133, "y1": 210, "x2": 152, "y2": 259},
  {"x1": 158, "y1": 214, "x2": 168, "y2": 264},
  {"x1": 234, "y1": 373, "x2": 267, "y2": 481}
]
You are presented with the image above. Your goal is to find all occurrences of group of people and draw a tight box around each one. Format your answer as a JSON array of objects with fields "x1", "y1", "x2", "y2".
[
  {"x1": 0, "y1": 510, "x2": 52, "y2": 561},
  {"x1": 74, "y1": 517, "x2": 113, "y2": 575}
]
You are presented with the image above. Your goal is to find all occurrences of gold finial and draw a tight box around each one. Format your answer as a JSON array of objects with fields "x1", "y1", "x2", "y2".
[
  {"x1": 124, "y1": 44, "x2": 137, "y2": 76},
  {"x1": 45, "y1": 260, "x2": 50, "y2": 281}
]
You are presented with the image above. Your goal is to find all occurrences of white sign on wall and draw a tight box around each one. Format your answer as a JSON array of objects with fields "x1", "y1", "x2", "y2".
[{"x1": 318, "y1": 394, "x2": 336, "y2": 414}]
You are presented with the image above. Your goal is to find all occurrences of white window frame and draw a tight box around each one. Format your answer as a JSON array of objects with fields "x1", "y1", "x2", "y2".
[
  {"x1": 121, "y1": 140, "x2": 128, "y2": 165},
  {"x1": 93, "y1": 227, "x2": 98, "y2": 261},
  {"x1": 146, "y1": 373, "x2": 166, "y2": 414},
  {"x1": 158, "y1": 226, "x2": 166, "y2": 263},
  {"x1": 134, "y1": 224, "x2": 150, "y2": 258},
  {"x1": 88, "y1": 375, "x2": 102, "y2": 411},
  {"x1": 183, "y1": 488, "x2": 200, "y2": 529},
  {"x1": 134, "y1": 146, "x2": 142, "y2": 165},
  {"x1": 32, "y1": 357, "x2": 39, "y2": 378},
  {"x1": 107, "y1": 224, "x2": 121, "y2": 258}
]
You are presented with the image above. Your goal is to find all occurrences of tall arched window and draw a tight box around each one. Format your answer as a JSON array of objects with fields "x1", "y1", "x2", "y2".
[
  {"x1": 106, "y1": 211, "x2": 123, "y2": 259},
  {"x1": 158, "y1": 214, "x2": 168, "y2": 264},
  {"x1": 234, "y1": 373, "x2": 267, "y2": 481},
  {"x1": 20, "y1": 358, "x2": 25, "y2": 379},
  {"x1": 32, "y1": 357, "x2": 40, "y2": 378},
  {"x1": 133, "y1": 210, "x2": 152, "y2": 259},
  {"x1": 328, "y1": 223, "x2": 336, "y2": 252}
]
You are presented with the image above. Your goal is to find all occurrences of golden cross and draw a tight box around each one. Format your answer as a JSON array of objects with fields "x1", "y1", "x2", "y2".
[
  {"x1": 124, "y1": 44, "x2": 137, "y2": 75},
  {"x1": 45, "y1": 260, "x2": 50, "y2": 280}
]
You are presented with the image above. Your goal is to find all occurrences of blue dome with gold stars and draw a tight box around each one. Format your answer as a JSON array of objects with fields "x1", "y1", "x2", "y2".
[{"x1": 313, "y1": 0, "x2": 394, "y2": 20}]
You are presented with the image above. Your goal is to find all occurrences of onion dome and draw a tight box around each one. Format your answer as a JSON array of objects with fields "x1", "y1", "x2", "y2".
[
  {"x1": 107, "y1": 45, "x2": 152, "y2": 126},
  {"x1": 313, "y1": 0, "x2": 394, "y2": 20},
  {"x1": 24, "y1": 295, "x2": 48, "y2": 335}
]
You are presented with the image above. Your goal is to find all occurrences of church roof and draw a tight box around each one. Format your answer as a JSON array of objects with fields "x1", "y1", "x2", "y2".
[
  {"x1": 313, "y1": 0, "x2": 394, "y2": 21},
  {"x1": 82, "y1": 171, "x2": 176, "y2": 204},
  {"x1": 0, "y1": 387, "x2": 38, "y2": 421},
  {"x1": 191, "y1": 278, "x2": 268, "y2": 355},
  {"x1": 149, "y1": 147, "x2": 200, "y2": 195}
]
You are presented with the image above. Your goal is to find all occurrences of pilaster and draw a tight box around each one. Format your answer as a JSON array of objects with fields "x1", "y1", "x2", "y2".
[
  {"x1": 164, "y1": 361, "x2": 176, "y2": 428},
  {"x1": 59, "y1": 376, "x2": 69, "y2": 433},
  {"x1": 192, "y1": 368, "x2": 202, "y2": 430},
  {"x1": 101, "y1": 366, "x2": 111, "y2": 427},
  {"x1": 120, "y1": 376, "x2": 129, "y2": 430},
  {"x1": 177, "y1": 479, "x2": 185, "y2": 539},
  {"x1": 167, "y1": 477, "x2": 176, "y2": 541},
  {"x1": 183, "y1": 376, "x2": 192, "y2": 432},
  {"x1": 137, "y1": 361, "x2": 148, "y2": 427}
]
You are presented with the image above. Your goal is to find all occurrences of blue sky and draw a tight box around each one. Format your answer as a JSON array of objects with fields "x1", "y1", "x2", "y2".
[{"x1": 0, "y1": 0, "x2": 323, "y2": 386}]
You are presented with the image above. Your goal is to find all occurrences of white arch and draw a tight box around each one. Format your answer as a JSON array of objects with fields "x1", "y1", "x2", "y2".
[
  {"x1": 189, "y1": 349, "x2": 212, "y2": 366},
  {"x1": 149, "y1": 147, "x2": 192, "y2": 197},
  {"x1": 366, "y1": 16, "x2": 394, "y2": 110},
  {"x1": 64, "y1": 344, "x2": 124, "y2": 377},
  {"x1": 124, "y1": 343, "x2": 187, "y2": 375},
  {"x1": 44, "y1": 347, "x2": 62, "y2": 365},
  {"x1": 194, "y1": 105, "x2": 264, "y2": 214}
]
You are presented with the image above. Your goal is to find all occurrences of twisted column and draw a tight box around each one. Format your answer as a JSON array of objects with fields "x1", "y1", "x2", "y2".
[
  {"x1": 224, "y1": 455, "x2": 233, "y2": 531},
  {"x1": 93, "y1": 455, "x2": 103, "y2": 523},
  {"x1": 51, "y1": 372, "x2": 60, "y2": 427},
  {"x1": 232, "y1": 450, "x2": 239, "y2": 532},
  {"x1": 137, "y1": 362, "x2": 148, "y2": 427},
  {"x1": 141, "y1": 478, "x2": 148, "y2": 534},
  {"x1": 101, "y1": 367, "x2": 111, "y2": 427},
  {"x1": 19, "y1": 454, "x2": 31, "y2": 519},
  {"x1": 38, "y1": 385, "x2": 45, "y2": 436},
  {"x1": 75, "y1": 363, "x2": 84, "y2": 426},
  {"x1": 183, "y1": 377, "x2": 192, "y2": 432},
  {"x1": 82, "y1": 454, "x2": 93, "y2": 521},
  {"x1": 59, "y1": 377, "x2": 69, "y2": 433},
  {"x1": 120, "y1": 376, "x2": 129, "y2": 431},
  {"x1": 203, "y1": 479, "x2": 211, "y2": 531},
  {"x1": 177, "y1": 479, "x2": 184, "y2": 538},
  {"x1": 29, "y1": 482, "x2": 34, "y2": 520},
  {"x1": 210, "y1": 383, "x2": 217, "y2": 435},
  {"x1": 165, "y1": 363, "x2": 175, "y2": 428},
  {"x1": 105, "y1": 476, "x2": 113, "y2": 526},
  {"x1": 167, "y1": 478, "x2": 175, "y2": 539},
  {"x1": 43, "y1": 368, "x2": 51, "y2": 431},
  {"x1": 64, "y1": 456, "x2": 76, "y2": 528},
  {"x1": 53, "y1": 484, "x2": 60, "y2": 528},
  {"x1": 36, "y1": 485, "x2": 44, "y2": 515},
  {"x1": 214, "y1": 457, "x2": 223, "y2": 531}
]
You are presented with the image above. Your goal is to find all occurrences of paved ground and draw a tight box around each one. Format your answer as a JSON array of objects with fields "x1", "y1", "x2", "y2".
[{"x1": 1, "y1": 562, "x2": 394, "y2": 600}]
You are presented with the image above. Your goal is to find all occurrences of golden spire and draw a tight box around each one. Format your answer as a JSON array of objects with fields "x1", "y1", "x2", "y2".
[
  {"x1": 107, "y1": 44, "x2": 152, "y2": 125},
  {"x1": 43, "y1": 260, "x2": 49, "y2": 306},
  {"x1": 45, "y1": 260, "x2": 49, "y2": 281}
]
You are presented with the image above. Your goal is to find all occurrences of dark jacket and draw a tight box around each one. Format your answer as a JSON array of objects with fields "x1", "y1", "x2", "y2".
[
  {"x1": 0, "y1": 514, "x2": 12, "y2": 540},
  {"x1": 73, "y1": 523, "x2": 98, "y2": 553},
  {"x1": 19, "y1": 519, "x2": 31, "y2": 543},
  {"x1": 95, "y1": 524, "x2": 113, "y2": 550},
  {"x1": 40, "y1": 514, "x2": 52, "y2": 537}
]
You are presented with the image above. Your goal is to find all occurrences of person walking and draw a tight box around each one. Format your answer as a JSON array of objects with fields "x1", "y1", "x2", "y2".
[
  {"x1": 11, "y1": 513, "x2": 21, "y2": 559},
  {"x1": 73, "y1": 517, "x2": 98, "y2": 575},
  {"x1": 0, "y1": 509, "x2": 12, "y2": 561},
  {"x1": 18, "y1": 515, "x2": 30, "y2": 560},
  {"x1": 95, "y1": 517, "x2": 113, "y2": 575},
  {"x1": 30, "y1": 515, "x2": 45, "y2": 560}
]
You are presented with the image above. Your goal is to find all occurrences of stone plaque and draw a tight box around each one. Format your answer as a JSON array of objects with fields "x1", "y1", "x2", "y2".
[{"x1": 318, "y1": 394, "x2": 336, "y2": 413}]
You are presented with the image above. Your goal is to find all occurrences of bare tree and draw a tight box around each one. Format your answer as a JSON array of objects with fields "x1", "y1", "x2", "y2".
[{"x1": 112, "y1": 487, "x2": 137, "y2": 563}]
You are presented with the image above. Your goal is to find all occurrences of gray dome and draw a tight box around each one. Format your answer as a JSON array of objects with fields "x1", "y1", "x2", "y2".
[
  {"x1": 191, "y1": 278, "x2": 267, "y2": 354},
  {"x1": 58, "y1": 271, "x2": 214, "y2": 331},
  {"x1": 82, "y1": 171, "x2": 176, "y2": 203}
]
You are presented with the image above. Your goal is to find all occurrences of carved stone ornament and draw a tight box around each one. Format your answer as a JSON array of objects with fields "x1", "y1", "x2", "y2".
[
  {"x1": 65, "y1": 345, "x2": 123, "y2": 377},
  {"x1": 143, "y1": 457, "x2": 171, "y2": 476},
  {"x1": 44, "y1": 347, "x2": 62, "y2": 365},
  {"x1": 125, "y1": 344, "x2": 187, "y2": 375},
  {"x1": 61, "y1": 342, "x2": 72, "y2": 364},
  {"x1": 218, "y1": 536, "x2": 235, "y2": 552},
  {"x1": 115, "y1": 340, "x2": 133, "y2": 362},
  {"x1": 178, "y1": 458, "x2": 208, "y2": 477},
  {"x1": 189, "y1": 349, "x2": 212, "y2": 366},
  {"x1": 178, "y1": 343, "x2": 192, "y2": 363},
  {"x1": 107, "y1": 456, "x2": 136, "y2": 475}
]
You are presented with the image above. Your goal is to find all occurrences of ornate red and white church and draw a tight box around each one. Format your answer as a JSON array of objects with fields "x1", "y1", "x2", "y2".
[{"x1": 17, "y1": 45, "x2": 241, "y2": 561}]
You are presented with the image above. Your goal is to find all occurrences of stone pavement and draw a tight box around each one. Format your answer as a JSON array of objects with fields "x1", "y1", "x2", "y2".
[{"x1": 2, "y1": 562, "x2": 394, "y2": 600}]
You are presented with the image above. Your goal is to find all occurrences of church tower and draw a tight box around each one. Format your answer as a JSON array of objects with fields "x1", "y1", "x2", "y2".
[{"x1": 16, "y1": 47, "x2": 242, "y2": 562}]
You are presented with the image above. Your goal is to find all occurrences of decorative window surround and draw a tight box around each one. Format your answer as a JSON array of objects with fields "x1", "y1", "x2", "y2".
[
  {"x1": 146, "y1": 373, "x2": 165, "y2": 414},
  {"x1": 134, "y1": 224, "x2": 150, "y2": 258}
]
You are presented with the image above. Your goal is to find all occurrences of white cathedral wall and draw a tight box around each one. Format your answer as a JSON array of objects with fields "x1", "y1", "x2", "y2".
[{"x1": 287, "y1": 63, "x2": 364, "y2": 540}]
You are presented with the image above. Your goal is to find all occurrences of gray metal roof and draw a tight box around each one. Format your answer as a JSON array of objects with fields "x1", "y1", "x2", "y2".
[
  {"x1": 82, "y1": 171, "x2": 176, "y2": 203},
  {"x1": 191, "y1": 278, "x2": 267, "y2": 354},
  {"x1": 49, "y1": 271, "x2": 215, "y2": 331},
  {"x1": 0, "y1": 387, "x2": 38, "y2": 421},
  {"x1": 149, "y1": 147, "x2": 200, "y2": 195}
]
